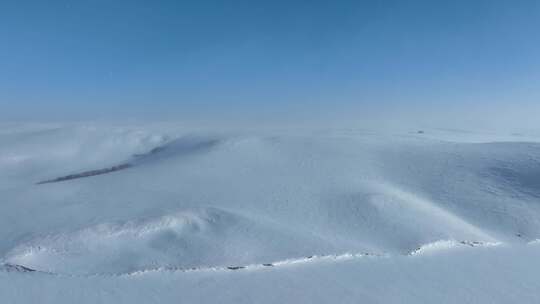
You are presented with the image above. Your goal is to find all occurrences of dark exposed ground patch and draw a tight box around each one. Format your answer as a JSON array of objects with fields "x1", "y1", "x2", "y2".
[
  {"x1": 36, "y1": 164, "x2": 132, "y2": 184},
  {"x1": 35, "y1": 137, "x2": 220, "y2": 185},
  {"x1": 0, "y1": 263, "x2": 37, "y2": 273}
]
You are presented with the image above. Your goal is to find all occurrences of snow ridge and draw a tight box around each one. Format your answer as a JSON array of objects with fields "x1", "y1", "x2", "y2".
[
  {"x1": 408, "y1": 240, "x2": 502, "y2": 256},
  {"x1": 1, "y1": 239, "x2": 512, "y2": 277}
]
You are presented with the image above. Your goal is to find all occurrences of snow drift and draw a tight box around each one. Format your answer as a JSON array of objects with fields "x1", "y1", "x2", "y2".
[{"x1": 1, "y1": 123, "x2": 539, "y2": 303}]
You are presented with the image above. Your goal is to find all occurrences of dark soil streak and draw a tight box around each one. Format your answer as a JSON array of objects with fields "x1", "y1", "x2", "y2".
[{"x1": 36, "y1": 163, "x2": 132, "y2": 185}]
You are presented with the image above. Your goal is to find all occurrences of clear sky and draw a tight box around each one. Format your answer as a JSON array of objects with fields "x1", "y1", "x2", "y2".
[{"x1": 1, "y1": 0, "x2": 539, "y2": 127}]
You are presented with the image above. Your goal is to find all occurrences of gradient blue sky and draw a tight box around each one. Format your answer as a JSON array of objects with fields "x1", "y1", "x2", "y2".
[{"x1": 1, "y1": 0, "x2": 539, "y2": 124}]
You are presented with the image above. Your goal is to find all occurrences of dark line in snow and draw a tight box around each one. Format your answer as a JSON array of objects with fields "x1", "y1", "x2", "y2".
[
  {"x1": 1, "y1": 240, "x2": 513, "y2": 277},
  {"x1": 35, "y1": 137, "x2": 220, "y2": 185},
  {"x1": 36, "y1": 163, "x2": 132, "y2": 185},
  {"x1": 0, "y1": 263, "x2": 37, "y2": 273}
]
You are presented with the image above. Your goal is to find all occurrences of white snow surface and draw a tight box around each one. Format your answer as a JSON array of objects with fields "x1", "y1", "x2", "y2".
[{"x1": 1, "y1": 123, "x2": 540, "y2": 303}]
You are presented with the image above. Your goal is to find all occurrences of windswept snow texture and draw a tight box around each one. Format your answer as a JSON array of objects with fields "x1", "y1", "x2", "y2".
[{"x1": 1, "y1": 124, "x2": 540, "y2": 303}]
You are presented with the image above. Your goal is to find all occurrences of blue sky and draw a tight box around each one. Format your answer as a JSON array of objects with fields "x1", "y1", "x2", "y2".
[{"x1": 1, "y1": 0, "x2": 539, "y2": 124}]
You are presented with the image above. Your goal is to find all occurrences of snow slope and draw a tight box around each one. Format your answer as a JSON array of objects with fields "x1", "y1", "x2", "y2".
[{"x1": 1, "y1": 123, "x2": 539, "y2": 303}]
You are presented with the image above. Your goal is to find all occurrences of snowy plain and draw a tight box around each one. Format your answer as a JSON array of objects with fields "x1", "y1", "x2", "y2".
[{"x1": 1, "y1": 123, "x2": 540, "y2": 303}]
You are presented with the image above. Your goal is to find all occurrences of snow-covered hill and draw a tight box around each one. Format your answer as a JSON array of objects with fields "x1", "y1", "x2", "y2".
[{"x1": 1, "y1": 123, "x2": 539, "y2": 303}]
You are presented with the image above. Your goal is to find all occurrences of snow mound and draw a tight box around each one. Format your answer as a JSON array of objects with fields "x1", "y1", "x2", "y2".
[{"x1": 4, "y1": 207, "x2": 332, "y2": 275}]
